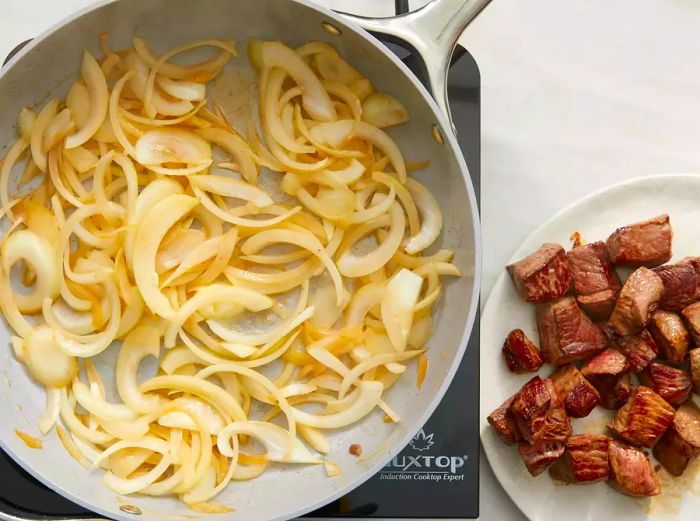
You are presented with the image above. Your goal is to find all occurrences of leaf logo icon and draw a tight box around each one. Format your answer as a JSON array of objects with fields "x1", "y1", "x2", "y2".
[{"x1": 409, "y1": 429, "x2": 435, "y2": 451}]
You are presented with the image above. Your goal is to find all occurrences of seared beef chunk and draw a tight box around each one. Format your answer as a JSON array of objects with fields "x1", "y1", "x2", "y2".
[
  {"x1": 509, "y1": 377, "x2": 572, "y2": 444},
  {"x1": 690, "y1": 349, "x2": 700, "y2": 394},
  {"x1": 614, "y1": 330, "x2": 658, "y2": 374},
  {"x1": 536, "y1": 297, "x2": 608, "y2": 365},
  {"x1": 608, "y1": 440, "x2": 661, "y2": 497},
  {"x1": 653, "y1": 263, "x2": 697, "y2": 311},
  {"x1": 608, "y1": 267, "x2": 664, "y2": 336},
  {"x1": 581, "y1": 348, "x2": 631, "y2": 409},
  {"x1": 577, "y1": 291, "x2": 619, "y2": 322},
  {"x1": 606, "y1": 214, "x2": 672, "y2": 268},
  {"x1": 549, "y1": 434, "x2": 609, "y2": 483},
  {"x1": 507, "y1": 244, "x2": 571, "y2": 303},
  {"x1": 653, "y1": 402, "x2": 700, "y2": 476},
  {"x1": 679, "y1": 256, "x2": 700, "y2": 298},
  {"x1": 518, "y1": 441, "x2": 565, "y2": 476},
  {"x1": 550, "y1": 364, "x2": 601, "y2": 418},
  {"x1": 609, "y1": 386, "x2": 675, "y2": 447},
  {"x1": 502, "y1": 329, "x2": 544, "y2": 373},
  {"x1": 681, "y1": 302, "x2": 700, "y2": 345},
  {"x1": 649, "y1": 310, "x2": 690, "y2": 366},
  {"x1": 639, "y1": 362, "x2": 692, "y2": 406},
  {"x1": 487, "y1": 395, "x2": 522, "y2": 444},
  {"x1": 566, "y1": 241, "x2": 621, "y2": 320}
]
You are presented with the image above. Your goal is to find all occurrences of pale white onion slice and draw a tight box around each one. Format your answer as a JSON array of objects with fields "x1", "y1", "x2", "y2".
[
  {"x1": 381, "y1": 268, "x2": 423, "y2": 352},
  {"x1": 2, "y1": 229, "x2": 60, "y2": 313},
  {"x1": 314, "y1": 50, "x2": 362, "y2": 84},
  {"x1": 161, "y1": 237, "x2": 220, "y2": 287},
  {"x1": 217, "y1": 421, "x2": 320, "y2": 464},
  {"x1": 125, "y1": 178, "x2": 183, "y2": 270},
  {"x1": 51, "y1": 281, "x2": 121, "y2": 357},
  {"x1": 361, "y1": 92, "x2": 409, "y2": 128},
  {"x1": 157, "y1": 76, "x2": 206, "y2": 101},
  {"x1": 164, "y1": 284, "x2": 273, "y2": 347},
  {"x1": 297, "y1": 424, "x2": 330, "y2": 454},
  {"x1": 160, "y1": 346, "x2": 205, "y2": 374},
  {"x1": 262, "y1": 42, "x2": 336, "y2": 122},
  {"x1": 241, "y1": 229, "x2": 344, "y2": 305},
  {"x1": 133, "y1": 194, "x2": 199, "y2": 319},
  {"x1": 189, "y1": 175, "x2": 272, "y2": 207},
  {"x1": 0, "y1": 138, "x2": 29, "y2": 221},
  {"x1": 264, "y1": 68, "x2": 316, "y2": 154},
  {"x1": 195, "y1": 128, "x2": 258, "y2": 184},
  {"x1": 291, "y1": 380, "x2": 383, "y2": 429},
  {"x1": 158, "y1": 397, "x2": 225, "y2": 435},
  {"x1": 72, "y1": 377, "x2": 136, "y2": 422},
  {"x1": 134, "y1": 128, "x2": 212, "y2": 169},
  {"x1": 38, "y1": 387, "x2": 62, "y2": 434},
  {"x1": 140, "y1": 375, "x2": 246, "y2": 422},
  {"x1": 352, "y1": 121, "x2": 406, "y2": 182},
  {"x1": 309, "y1": 120, "x2": 352, "y2": 148},
  {"x1": 65, "y1": 52, "x2": 109, "y2": 149},
  {"x1": 337, "y1": 202, "x2": 405, "y2": 278},
  {"x1": 30, "y1": 99, "x2": 58, "y2": 171},
  {"x1": 42, "y1": 108, "x2": 75, "y2": 151},
  {"x1": 193, "y1": 187, "x2": 300, "y2": 228},
  {"x1": 116, "y1": 326, "x2": 161, "y2": 413},
  {"x1": 323, "y1": 81, "x2": 362, "y2": 120},
  {"x1": 102, "y1": 455, "x2": 172, "y2": 495},
  {"x1": 59, "y1": 388, "x2": 114, "y2": 445},
  {"x1": 24, "y1": 325, "x2": 78, "y2": 387},
  {"x1": 402, "y1": 178, "x2": 443, "y2": 254},
  {"x1": 132, "y1": 37, "x2": 236, "y2": 80},
  {"x1": 62, "y1": 146, "x2": 98, "y2": 174},
  {"x1": 339, "y1": 351, "x2": 421, "y2": 399}
]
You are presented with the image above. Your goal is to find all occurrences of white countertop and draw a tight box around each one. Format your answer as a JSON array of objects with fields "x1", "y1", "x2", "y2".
[{"x1": 3, "y1": 0, "x2": 700, "y2": 520}]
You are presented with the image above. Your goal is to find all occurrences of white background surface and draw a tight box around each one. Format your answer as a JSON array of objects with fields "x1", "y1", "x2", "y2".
[{"x1": 3, "y1": 0, "x2": 700, "y2": 520}]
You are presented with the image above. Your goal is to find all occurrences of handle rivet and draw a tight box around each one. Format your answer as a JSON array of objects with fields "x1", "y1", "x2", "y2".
[
  {"x1": 431, "y1": 124, "x2": 445, "y2": 145},
  {"x1": 321, "y1": 22, "x2": 342, "y2": 35},
  {"x1": 120, "y1": 505, "x2": 142, "y2": 515}
]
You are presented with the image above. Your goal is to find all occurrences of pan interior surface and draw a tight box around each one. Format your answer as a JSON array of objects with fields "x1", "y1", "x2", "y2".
[{"x1": 0, "y1": 1, "x2": 479, "y2": 520}]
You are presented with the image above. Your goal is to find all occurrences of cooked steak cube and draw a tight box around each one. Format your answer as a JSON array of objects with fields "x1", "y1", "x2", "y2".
[
  {"x1": 510, "y1": 376, "x2": 572, "y2": 444},
  {"x1": 507, "y1": 244, "x2": 571, "y2": 303},
  {"x1": 606, "y1": 214, "x2": 672, "y2": 268},
  {"x1": 649, "y1": 310, "x2": 690, "y2": 366},
  {"x1": 549, "y1": 434, "x2": 609, "y2": 483},
  {"x1": 691, "y1": 349, "x2": 700, "y2": 394},
  {"x1": 567, "y1": 241, "x2": 621, "y2": 320},
  {"x1": 653, "y1": 263, "x2": 697, "y2": 311},
  {"x1": 613, "y1": 330, "x2": 658, "y2": 374},
  {"x1": 550, "y1": 364, "x2": 601, "y2": 418},
  {"x1": 679, "y1": 256, "x2": 700, "y2": 298},
  {"x1": 639, "y1": 362, "x2": 692, "y2": 406},
  {"x1": 536, "y1": 296, "x2": 608, "y2": 366},
  {"x1": 502, "y1": 329, "x2": 544, "y2": 373},
  {"x1": 653, "y1": 402, "x2": 700, "y2": 476},
  {"x1": 609, "y1": 386, "x2": 675, "y2": 447},
  {"x1": 681, "y1": 302, "x2": 700, "y2": 345},
  {"x1": 608, "y1": 440, "x2": 661, "y2": 497},
  {"x1": 581, "y1": 348, "x2": 631, "y2": 409},
  {"x1": 518, "y1": 440, "x2": 565, "y2": 476},
  {"x1": 487, "y1": 395, "x2": 522, "y2": 444},
  {"x1": 576, "y1": 290, "x2": 619, "y2": 322},
  {"x1": 608, "y1": 267, "x2": 664, "y2": 336}
]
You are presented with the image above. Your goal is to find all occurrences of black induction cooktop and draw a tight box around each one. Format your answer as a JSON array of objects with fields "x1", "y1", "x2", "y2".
[{"x1": 0, "y1": 3, "x2": 481, "y2": 519}]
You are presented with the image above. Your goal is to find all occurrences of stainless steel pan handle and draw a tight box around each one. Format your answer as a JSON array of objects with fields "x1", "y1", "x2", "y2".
[{"x1": 340, "y1": 0, "x2": 491, "y2": 132}]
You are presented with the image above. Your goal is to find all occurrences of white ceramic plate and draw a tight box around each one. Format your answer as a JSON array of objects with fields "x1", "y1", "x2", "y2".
[{"x1": 481, "y1": 174, "x2": 700, "y2": 521}]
